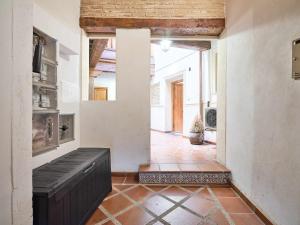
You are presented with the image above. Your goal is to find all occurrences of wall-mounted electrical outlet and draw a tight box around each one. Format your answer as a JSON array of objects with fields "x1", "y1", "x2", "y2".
[{"x1": 292, "y1": 38, "x2": 300, "y2": 80}]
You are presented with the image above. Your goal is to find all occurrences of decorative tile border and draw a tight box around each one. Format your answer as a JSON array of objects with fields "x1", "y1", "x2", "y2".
[{"x1": 139, "y1": 172, "x2": 231, "y2": 184}]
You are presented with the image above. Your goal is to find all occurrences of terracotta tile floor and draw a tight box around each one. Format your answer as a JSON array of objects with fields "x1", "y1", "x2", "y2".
[
  {"x1": 151, "y1": 131, "x2": 216, "y2": 164},
  {"x1": 143, "y1": 131, "x2": 228, "y2": 173},
  {"x1": 85, "y1": 176, "x2": 266, "y2": 225}
]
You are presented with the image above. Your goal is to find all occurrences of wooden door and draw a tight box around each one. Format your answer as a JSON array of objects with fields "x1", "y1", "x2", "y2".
[
  {"x1": 94, "y1": 87, "x2": 108, "y2": 101},
  {"x1": 172, "y1": 81, "x2": 183, "y2": 133}
]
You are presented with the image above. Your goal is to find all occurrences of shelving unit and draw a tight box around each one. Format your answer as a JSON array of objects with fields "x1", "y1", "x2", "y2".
[{"x1": 32, "y1": 27, "x2": 59, "y2": 156}]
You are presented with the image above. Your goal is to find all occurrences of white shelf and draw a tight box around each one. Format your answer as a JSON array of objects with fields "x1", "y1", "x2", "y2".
[{"x1": 33, "y1": 81, "x2": 57, "y2": 90}]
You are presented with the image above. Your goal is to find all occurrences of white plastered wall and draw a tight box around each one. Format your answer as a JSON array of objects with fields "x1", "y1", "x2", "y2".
[
  {"x1": 216, "y1": 34, "x2": 227, "y2": 165},
  {"x1": 224, "y1": 0, "x2": 300, "y2": 224},
  {"x1": 202, "y1": 42, "x2": 218, "y2": 143},
  {"x1": 32, "y1": 0, "x2": 81, "y2": 169},
  {"x1": 0, "y1": 0, "x2": 33, "y2": 224},
  {"x1": 80, "y1": 29, "x2": 151, "y2": 172}
]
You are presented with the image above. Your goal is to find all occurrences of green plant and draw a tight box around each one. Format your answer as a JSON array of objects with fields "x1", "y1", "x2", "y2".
[{"x1": 190, "y1": 115, "x2": 204, "y2": 133}]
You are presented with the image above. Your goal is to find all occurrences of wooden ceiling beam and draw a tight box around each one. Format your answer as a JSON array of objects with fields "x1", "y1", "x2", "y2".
[
  {"x1": 151, "y1": 40, "x2": 211, "y2": 51},
  {"x1": 89, "y1": 39, "x2": 108, "y2": 68},
  {"x1": 99, "y1": 59, "x2": 116, "y2": 64},
  {"x1": 80, "y1": 18, "x2": 225, "y2": 37}
]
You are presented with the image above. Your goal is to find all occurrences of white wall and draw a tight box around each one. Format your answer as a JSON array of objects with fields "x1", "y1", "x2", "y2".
[
  {"x1": 81, "y1": 29, "x2": 151, "y2": 172},
  {"x1": 151, "y1": 45, "x2": 201, "y2": 136},
  {"x1": 225, "y1": 0, "x2": 300, "y2": 224},
  {"x1": 0, "y1": 1, "x2": 13, "y2": 223},
  {"x1": 216, "y1": 35, "x2": 227, "y2": 164},
  {"x1": 81, "y1": 31, "x2": 90, "y2": 101},
  {"x1": 0, "y1": 0, "x2": 33, "y2": 224},
  {"x1": 202, "y1": 44, "x2": 218, "y2": 143},
  {"x1": 94, "y1": 72, "x2": 117, "y2": 101},
  {"x1": 32, "y1": 0, "x2": 81, "y2": 168}
]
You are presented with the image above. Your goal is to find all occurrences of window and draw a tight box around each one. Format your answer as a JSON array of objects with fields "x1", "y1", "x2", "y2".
[{"x1": 86, "y1": 37, "x2": 117, "y2": 101}]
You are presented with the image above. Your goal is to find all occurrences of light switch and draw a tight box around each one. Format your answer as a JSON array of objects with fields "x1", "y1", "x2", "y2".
[{"x1": 292, "y1": 38, "x2": 300, "y2": 80}]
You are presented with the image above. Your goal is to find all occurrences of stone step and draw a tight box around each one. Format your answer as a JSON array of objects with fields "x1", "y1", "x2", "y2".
[{"x1": 138, "y1": 163, "x2": 231, "y2": 185}]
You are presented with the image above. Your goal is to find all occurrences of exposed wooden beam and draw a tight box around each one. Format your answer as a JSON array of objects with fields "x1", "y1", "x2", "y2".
[
  {"x1": 99, "y1": 59, "x2": 115, "y2": 64},
  {"x1": 80, "y1": 18, "x2": 225, "y2": 37},
  {"x1": 151, "y1": 40, "x2": 211, "y2": 51},
  {"x1": 89, "y1": 39, "x2": 108, "y2": 68}
]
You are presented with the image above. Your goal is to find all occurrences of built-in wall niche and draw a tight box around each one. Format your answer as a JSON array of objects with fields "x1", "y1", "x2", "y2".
[
  {"x1": 32, "y1": 112, "x2": 59, "y2": 156},
  {"x1": 59, "y1": 114, "x2": 75, "y2": 144},
  {"x1": 32, "y1": 27, "x2": 59, "y2": 156}
]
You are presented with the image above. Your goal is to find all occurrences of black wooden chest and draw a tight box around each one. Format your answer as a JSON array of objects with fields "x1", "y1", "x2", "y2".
[{"x1": 33, "y1": 148, "x2": 112, "y2": 225}]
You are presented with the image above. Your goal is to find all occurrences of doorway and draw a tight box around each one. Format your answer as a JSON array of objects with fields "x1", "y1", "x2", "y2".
[
  {"x1": 150, "y1": 39, "x2": 220, "y2": 167},
  {"x1": 94, "y1": 87, "x2": 108, "y2": 101},
  {"x1": 172, "y1": 80, "x2": 183, "y2": 133}
]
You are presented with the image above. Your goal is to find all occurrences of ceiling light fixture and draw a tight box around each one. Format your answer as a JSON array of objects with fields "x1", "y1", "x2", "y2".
[{"x1": 160, "y1": 39, "x2": 172, "y2": 52}]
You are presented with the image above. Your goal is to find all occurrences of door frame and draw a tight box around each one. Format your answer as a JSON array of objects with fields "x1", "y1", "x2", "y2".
[{"x1": 164, "y1": 71, "x2": 184, "y2": 132}]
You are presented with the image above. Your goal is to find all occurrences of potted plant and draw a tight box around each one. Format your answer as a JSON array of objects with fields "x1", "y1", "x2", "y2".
[{"x1": 189, "y1": 115, "x2": 204, "y2": 145}]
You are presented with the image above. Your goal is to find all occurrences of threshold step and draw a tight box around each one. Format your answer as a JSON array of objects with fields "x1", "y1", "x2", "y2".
[{"x1": 139, "y1": 163, "x2": 231, "y2": 185}]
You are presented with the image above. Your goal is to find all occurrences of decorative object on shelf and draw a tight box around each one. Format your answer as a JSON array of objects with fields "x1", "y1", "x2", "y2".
[
  {"x1": 32, "y1": 33, "x2": 44, "y2": 73},
  {"x1": 189, "y1": 115, "x2": 204, "y2": 145},
  {"x1": 32, "y1": 90, "x2": 40, "y2": 109},
  {"x1": 32, "y1": 112, "x2": 59, "y2": 155},
  {"x1": 59, "y1": 114, "x2": 75, "y2": 144},
  {"x1": 32, "y1": 72, "x2": 40, "y2": 82}
]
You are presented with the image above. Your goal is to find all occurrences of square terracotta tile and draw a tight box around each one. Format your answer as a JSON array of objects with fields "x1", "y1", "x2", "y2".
[
  {"x1": 230, "y1": 213, "x2": 265, "y2": 225},
  {"x1": 85, "y1": 208, "x2": 107, "y2": 225},
  {"x1": 179, "y1": 164, "x2": 201, "y2": 172},
  {"x1": 183, "y1": 193, "x2": 215, "y2": 216},
  {"x1": 101, "y1": 194, "x2": 132, "y2": 215},
  {"x1": 124, "y1": 176, "x2": 139, "y2": 184},
  {"x1": 125, "y1": 186, "x2": 153, "y2": 202},
  {"x1": 218, "y1": 197, "x2": 252, "y2": 213},
  {"x1": 112, "y1": 176, "x2": 126, "y2": 184},
  {"x1": 102, "y1": 220, "x2": 115, "y2": 225},
  {"x1": 116, "y1": 206, "x2": 153, "y2": 225},
  {"x1": 215, "y1": 163, "x2": 231, "y2": 172},
  {"x1": 159, "y1": 164, "x2": 180, "y2": 172},
  {"x1": 182, "y1": 186, "x2": 202, "y2": 192},
  {"x1": 139, "y1": 164, "x2": 160, "y2": 172},
  {"x1": 209, "y1": 210, "x2": 230, "y2": 225},
  {"x1": 150, "y1": 131, "x2": 219, "y2": 165},
  {"x1": 143, "y1": 195, "x2": 174, "y2": 216},
  {"x1": 160, "y1": 186, "x2": 189, "y2": 202},
  {"x1": 114, "y1": 184, "x2": 134, "y2": 192},
  {"x1": 197, "y1": 187, "x2": 213, "y2": 200},
  {"x1": 146, "y1": 185, "x2": 168, "y2": 192},
  {"x1": 211, "y1": 188, "x2": 237, "y2": 198},
  {"x1": 107, "y1": 189, "x2": 118, "y2": 198},
  {"x1": 163, "y1": 207, "x2": 202, "y2": 225},
  {"x1": 198, "y1": 163, "x2": 221, "y2": 172}
]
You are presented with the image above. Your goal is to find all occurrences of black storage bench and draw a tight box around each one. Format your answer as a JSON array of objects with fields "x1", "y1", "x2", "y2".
[{"x1": 33, "y1": 148, "x2": 112, "y2": 225}]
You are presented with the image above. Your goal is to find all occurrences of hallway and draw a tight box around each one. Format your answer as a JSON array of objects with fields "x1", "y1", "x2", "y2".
[
  {"x1": 2, "y1": 0, "x2": 299, "y2": 224},
  {"x1": 150, "y1": 131, "x2": 227, "y2": 172},
  {"x1": 86, "y1": 179, "x2": 266, "y2": 225}
]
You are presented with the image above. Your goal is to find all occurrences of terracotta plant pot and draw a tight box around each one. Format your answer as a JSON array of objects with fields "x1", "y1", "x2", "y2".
[{"x1": 189, "y1": 132, "x2": 204, "y2": 145}]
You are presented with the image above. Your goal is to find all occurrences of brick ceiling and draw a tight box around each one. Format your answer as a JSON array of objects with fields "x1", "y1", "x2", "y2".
[{"x1": 80, "y1": 0, "x2": 225, "y2": 37}]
